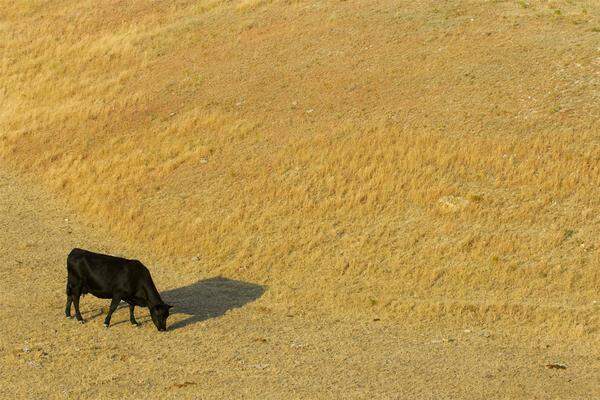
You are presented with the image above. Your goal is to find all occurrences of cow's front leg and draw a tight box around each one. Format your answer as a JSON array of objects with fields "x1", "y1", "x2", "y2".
[
  {"x1": 129, "y1": 303, "x2": 140, "y2": 326},
  {"x1": 103, "y1": 297, "x2": 121, "y2": 328}
]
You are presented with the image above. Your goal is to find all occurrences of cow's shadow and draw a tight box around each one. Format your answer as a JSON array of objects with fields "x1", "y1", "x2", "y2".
[{"x1": 160, "y1": 276, "x2": 266, "y2": 330}]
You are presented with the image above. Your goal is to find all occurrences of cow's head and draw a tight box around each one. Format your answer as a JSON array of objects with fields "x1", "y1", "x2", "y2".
[{"x1": 150, "y1": 303, "x2": 172, "y2": 331}]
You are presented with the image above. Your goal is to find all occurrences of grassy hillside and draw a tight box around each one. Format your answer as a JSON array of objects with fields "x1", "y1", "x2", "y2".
[{"x1": 1, "y1": 0, "x2": 599, "y2": 335}]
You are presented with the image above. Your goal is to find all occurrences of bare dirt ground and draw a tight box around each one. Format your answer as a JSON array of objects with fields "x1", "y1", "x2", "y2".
[{"x1": 1, "y1": 170, "x2": 598, "y2": 399}]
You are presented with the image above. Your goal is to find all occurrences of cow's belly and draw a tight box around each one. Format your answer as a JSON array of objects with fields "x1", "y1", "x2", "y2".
[
  {"x1": 86, "y1": 290, "x2": 113, "y2": 299},
  {"x1": 79, "y1": 278, "x2": 145, "y2": 304},
  {"x1": 83, "y1": 280, "x2": 127, "y2": 299},
  {"x1": 124, "y1": 297, "x2": 147, "y2": 307}
]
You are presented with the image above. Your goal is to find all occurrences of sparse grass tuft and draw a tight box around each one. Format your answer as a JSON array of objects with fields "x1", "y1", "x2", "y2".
[{"x1": 563, "y1": 229, "x2": 576, "y2": 241}]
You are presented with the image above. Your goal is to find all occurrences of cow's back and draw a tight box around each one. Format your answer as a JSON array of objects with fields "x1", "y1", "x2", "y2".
[{"x1": 67, "y1": 248, "x2": 148, "y2": 300}]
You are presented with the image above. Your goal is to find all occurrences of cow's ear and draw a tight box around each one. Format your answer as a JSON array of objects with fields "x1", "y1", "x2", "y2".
[{"x1": 167, "y1": 304, "x2": 173, "y2": 309}]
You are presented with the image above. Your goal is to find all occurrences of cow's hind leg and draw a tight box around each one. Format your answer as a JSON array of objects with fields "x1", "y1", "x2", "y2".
[
  {"x1": 103, "y1": 296, "x2": 121, "y2": 328},
  {"x1": 72, "y1": 288, "x2": 84, "y2": 323},
  {"x1": 65, "y1": 297, "x2": 73, "y2": 319},
  {"x1": 128, "y1": 303, "x2": 140, "y2": 326},
  {"x1": 65, "y1": 283, "x2": 73, "y2": 319}
]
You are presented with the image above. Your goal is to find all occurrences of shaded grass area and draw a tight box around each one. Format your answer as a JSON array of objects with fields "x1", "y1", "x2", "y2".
[{"x1": 163, "y1": 277, "x2": 266, "y2": 330}]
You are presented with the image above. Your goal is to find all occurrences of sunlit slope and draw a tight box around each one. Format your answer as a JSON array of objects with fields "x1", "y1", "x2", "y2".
[{"x1": 1, "y1": 0, "x2": 599, "y2": 332}]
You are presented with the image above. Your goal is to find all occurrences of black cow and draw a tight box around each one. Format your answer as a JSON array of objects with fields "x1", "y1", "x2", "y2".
[{"x1": 65, "y1": 248, "x2": 172, "y2": 331}]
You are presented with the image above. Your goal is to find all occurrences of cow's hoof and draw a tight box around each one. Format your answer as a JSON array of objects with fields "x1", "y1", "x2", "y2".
[
  {"x1": 131, "y1": 322, "x2": 140, "y2": 327},
  {"x1": 103, "y1": 323, "x2": 109, "y2": 328},
  {"x1": 66, "y1": 316, "x2": 73, "y2": 320}
]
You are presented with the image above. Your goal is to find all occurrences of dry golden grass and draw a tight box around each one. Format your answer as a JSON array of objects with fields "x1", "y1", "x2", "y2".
[{"x1": 1, "y1": 0, "x2": 599, "y2": 338}]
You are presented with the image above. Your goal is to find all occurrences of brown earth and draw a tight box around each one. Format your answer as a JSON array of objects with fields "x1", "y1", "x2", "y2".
[{"x1": 0, "y1": 169, "x2": 599, "y2": 399}]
